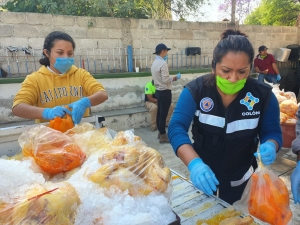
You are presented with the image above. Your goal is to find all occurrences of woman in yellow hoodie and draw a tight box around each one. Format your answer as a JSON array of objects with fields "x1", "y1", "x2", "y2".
[{"x1": 12, "y1": 31, "x2": 108, "y2": 124}]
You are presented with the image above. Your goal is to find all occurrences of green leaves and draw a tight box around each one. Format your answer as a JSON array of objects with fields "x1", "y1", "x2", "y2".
[
  {"x1": 2, "y1": 0, "x2": 206, "y2": 20},
  {"x1": 245, "y1": 0, "x2": 300, "y2": 26}
]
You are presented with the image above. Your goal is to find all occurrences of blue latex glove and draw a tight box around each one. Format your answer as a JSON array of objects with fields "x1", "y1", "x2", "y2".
[
  {"x1": 276, "y1": 74, "x2": 281, "y2": 81},
  {"x1": 176, "y1": 72, "x2": 181, "y2": 80},
  {"x1": 254, "y1": 141, "x2": 276, "y2": 165},
  {"x1": 291, "y1": 161, "x2": 300, "y2": 204},
  {"x1": 68, "y1": 97, "x2": 91, "y2": 125},
  {"x1": 188, "y1": 158, "x2": 219, "y2": 195},
  {"x1": 42, "y1": 106, "x2": 71, "y2": 120}
]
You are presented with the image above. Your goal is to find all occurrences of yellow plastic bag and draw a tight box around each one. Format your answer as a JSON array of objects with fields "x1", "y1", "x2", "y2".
[{"x1": 0, "y1": 182, "x2": 80, "y2": 225}]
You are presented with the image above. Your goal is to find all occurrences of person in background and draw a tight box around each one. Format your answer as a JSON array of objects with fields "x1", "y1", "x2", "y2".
[
  {"x1": 12, "y1": 31, "x2": 108, "y2": 124},
  {"x1": 151, "y1": 43, "x2": 181, "y2": 143},
  {"x1": 254, "y1": 45, "x2": 281, "y2": 84},
  {"x1": 144, "y1": 80, "x2": 174, "y2": 132},
  {"x1": 168, "y1": 30, "x2": 282, "y2": 204},
  {"x1": 290, "y1": 106, "x2": 300, "y2": 205}
]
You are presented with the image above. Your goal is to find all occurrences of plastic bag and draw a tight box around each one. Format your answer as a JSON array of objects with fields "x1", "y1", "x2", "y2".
[
  {"x1": 234, "y1": 161, "x2": 292, "y2": 224},
  {"x1": 0, "y1": 182, "x2": 80, "y2": 225},
  {"x1": 66, "y1": 123, "x2": 114, "y2": 155},
  {"x1": 87, "y1": 130, "x2": 172, "y2": 197},
  {"x1": 48, "y1": 106, "x2": 74, "y2": 133},
  {"x1": 19, "y1": 125, "x2": 86, "y2": 175}
]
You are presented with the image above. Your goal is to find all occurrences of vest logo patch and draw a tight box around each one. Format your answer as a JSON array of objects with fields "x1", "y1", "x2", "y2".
[
  {"x1": 240, "y1": 92, "x2": 259, "y2": 110},
  {"x1": 200, "y1": 97, "x2": 214, "y2": 112}
]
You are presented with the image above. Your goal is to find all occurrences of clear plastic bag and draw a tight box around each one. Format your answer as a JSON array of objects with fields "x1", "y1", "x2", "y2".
[
  {"x1": 0, "y1": 182, "x2": 80, "y2": 225},
  {"x1": 86, "y1": 130, "x2": 172, "y2": 197},
  {"x1": 18, "y1": 125, "x2": 86, "y2": 175},
  {"x1": 234, "y1": 162, "x2": 293, "y2": 224}
]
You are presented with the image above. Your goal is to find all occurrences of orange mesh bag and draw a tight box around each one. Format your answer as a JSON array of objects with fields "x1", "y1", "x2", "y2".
[
  {"x1": 48, "y1": 106, "x2": 74, "y2": 133},
  {"x1": 19, "y1": 125, "x2": 86, "y2": 175},
  {"x1": 234, "y1": 160, "x2": 293, "y2": 225}
]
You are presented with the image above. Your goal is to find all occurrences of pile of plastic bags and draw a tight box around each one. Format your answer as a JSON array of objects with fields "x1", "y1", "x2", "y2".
[
  {"x1": 0, "y1": 123, "x2": 174, "y2": 225},
  {"x1": 272, "y1": 84, "x2": 298, "y2": 124}
]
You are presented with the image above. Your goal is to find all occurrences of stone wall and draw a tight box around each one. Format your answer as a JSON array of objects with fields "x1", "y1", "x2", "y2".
[
  {"x1": 0, "y1": 12, "x2": 300, "y2": 124},
  {"x1": 0, "y1": 12, "x2": 299, "y2": 76}
]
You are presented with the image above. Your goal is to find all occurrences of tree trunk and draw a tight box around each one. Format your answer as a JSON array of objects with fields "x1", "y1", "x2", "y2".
[{"x1": 231, "y1": 0, "x2": 236, "y2": 24}]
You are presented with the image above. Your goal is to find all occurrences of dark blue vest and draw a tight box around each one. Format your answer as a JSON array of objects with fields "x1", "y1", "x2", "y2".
[{"x1": 186, "y1": 74, "x2": 272, "y2": 183}]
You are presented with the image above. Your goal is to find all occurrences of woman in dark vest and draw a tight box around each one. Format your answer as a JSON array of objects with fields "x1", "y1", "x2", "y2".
[{"x1": 168, "y1": 29, "x2": 282, "y2": 204}]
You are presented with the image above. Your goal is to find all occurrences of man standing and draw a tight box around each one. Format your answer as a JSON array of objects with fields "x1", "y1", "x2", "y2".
[
  {"x1": 151, "y1": 43, "x2": 180, "y2": 143},
  {"x1": 144, "y1": 80, "x2": 174, "y2": 132},
  {"x1": 254, "y1": 45, "x2": 281, "y2": 84}
]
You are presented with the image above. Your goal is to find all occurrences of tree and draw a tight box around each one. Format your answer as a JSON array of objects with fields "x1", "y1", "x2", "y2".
[
  {"x1": 2, "y1": 0, "x2": 207, "y2": 21},
  {"x1": 3, "y1": 0, "x2": 148, "y2": 18},
  {"x1": 244, "y1": 0, "x2": 300, "y2": 26},
  {"x1": 218, "y1": 0, "x2": 260, "y2": 23}
]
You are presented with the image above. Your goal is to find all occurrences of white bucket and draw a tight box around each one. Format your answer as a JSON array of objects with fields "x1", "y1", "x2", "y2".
[{"x1": 135, "y1": 67, "x2": 139, "y2": 73}]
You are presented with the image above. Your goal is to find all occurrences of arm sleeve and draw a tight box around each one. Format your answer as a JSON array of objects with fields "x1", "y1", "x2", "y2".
[
  {"x1": 292, "y1": 105, "x2": 300, "y2": 154},
  {"x1": 145, "y1": 83, "x2": 153, "y2": 95},
  {"x1": 270, "y1": 54, "x2": 276, "y2": 63},
  {"x1": 168, "y1": 88, "x2": 196, "y2": 155},
  {"x1": 253, "y1": 58, "x2": 258, "y2": 68},
  {"x1": 160, "y1": 63, "x2": 173, "y2": 84},
  {"x1": 259, "y1": 92, "x2": 282, "y2": 149},
  {"x1": 12, "y1": 76, "x2": 39, "y2": 108},
  {"x1": 81, "y1": 70, "x2": 106, "y2": 96}
]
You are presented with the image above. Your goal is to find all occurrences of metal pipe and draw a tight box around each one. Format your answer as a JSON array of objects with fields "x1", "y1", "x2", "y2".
[
  {"x1": 113, "y1": 48, "x2": 116, "y2": 73},
  {"x1": 100, "y1": 48, "x2": 103, "y2": 73},
  {"x1": 93, "y1": 48, "x2": 96, "y2": 74},
  {"x1": 107, "y1": 48, "x2": 110, "y2": 73},
  {"x1": 6, "y1": 49, "x2": 11, "y2": 77}
]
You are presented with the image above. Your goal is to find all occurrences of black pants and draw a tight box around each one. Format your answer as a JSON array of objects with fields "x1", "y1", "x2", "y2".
[{"x1": 155, "y1": 89, "x2": 172, "y2": 134}]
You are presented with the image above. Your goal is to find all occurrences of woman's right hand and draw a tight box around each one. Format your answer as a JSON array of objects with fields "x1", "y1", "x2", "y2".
[
  {"x1": 188, "y1": 158, "x2": 219, "y2": 195},
  {"x1": 42, "y1": 106, "x2": 71, "y2": 120}
]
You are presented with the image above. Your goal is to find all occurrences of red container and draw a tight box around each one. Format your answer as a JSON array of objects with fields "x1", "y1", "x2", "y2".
[{"x1": 281, "y1": 122, "x2": 296, "y2": 148}]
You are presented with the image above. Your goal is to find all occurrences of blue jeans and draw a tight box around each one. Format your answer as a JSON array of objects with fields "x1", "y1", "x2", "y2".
[{"x1": 258, "y1": 73, "x2": 277, "y2": 84}]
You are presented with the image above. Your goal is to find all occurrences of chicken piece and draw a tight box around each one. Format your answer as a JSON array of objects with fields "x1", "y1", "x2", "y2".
[
  {"x1": 280, "y1": 112, "x2": 288, "y2": 124},
  {"x1": 144, "y1": 163, "x2": 171, "y2": 193},
  {"x1": 276, "y1": 94, "x2": 287, "y2": 104},
  {"x1": 0, "y1": 201, "x2": 14, "y2": 224},
  {"x1": 11, "y1": 183, "x2": 80, "y2": 225},
  {"x1": 98, "y1": 146, "x2": 140, "y2": 168},
  {"x1": 90, "y1": 164, "x2": 152, "y2": 196},
  {"x1": 136, "y1": 147, "x2": 164, "y2": 175},
  {"x1": 89, "y1": 163, "x2": 119, "y2": 184},
  {"x1": 219, "y1": 216, "x2": 254, "y2": 225},
  {"x1": 110, "y1": 131, "x2": 141, "y2": 146},
  {"x1": 280, "y1": 99, "x2": 298, "y2": 118}
]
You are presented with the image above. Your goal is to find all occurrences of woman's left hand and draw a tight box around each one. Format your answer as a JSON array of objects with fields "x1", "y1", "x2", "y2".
[
  {"x1": 68, "y1": 97, "x2": 91, "y2": 125},
  {"x1": 254, "y1": 141, "x2": 276, "y2": 165}
]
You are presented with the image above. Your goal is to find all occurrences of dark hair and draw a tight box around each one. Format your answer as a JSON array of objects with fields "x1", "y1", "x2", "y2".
[
  {"x1": 39, "y1": 31, "x2": 76, "y2": 66},
  {"x1": 211, "y1": 29, "x2": 254, "y2": 70},
  {"x1": 204, "y1": 29, "x2": 254, "y2": 86}
]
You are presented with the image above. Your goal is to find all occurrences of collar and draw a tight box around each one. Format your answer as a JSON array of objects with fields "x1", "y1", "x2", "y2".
[
  {"x1": 257, "y1": 54, "x2": 267, "y2": 60},
  {"x1": 47, "y1": 66, "x2": 63, "y2": 75}
]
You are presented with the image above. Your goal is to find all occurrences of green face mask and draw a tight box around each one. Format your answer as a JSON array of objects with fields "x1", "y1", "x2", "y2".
[{"x1": 216, "y1": 75, "x2": 247, "y2": 95}]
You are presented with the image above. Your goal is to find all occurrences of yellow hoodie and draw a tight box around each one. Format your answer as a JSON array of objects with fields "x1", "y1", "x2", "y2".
[{"x1": 13, "y1": 65, "x2": 106, "y2": 123}]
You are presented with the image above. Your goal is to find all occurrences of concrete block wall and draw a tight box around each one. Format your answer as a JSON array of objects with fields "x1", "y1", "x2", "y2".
[{"x1": 0, "y1": 12, "x2": 298, "y2": 76}]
